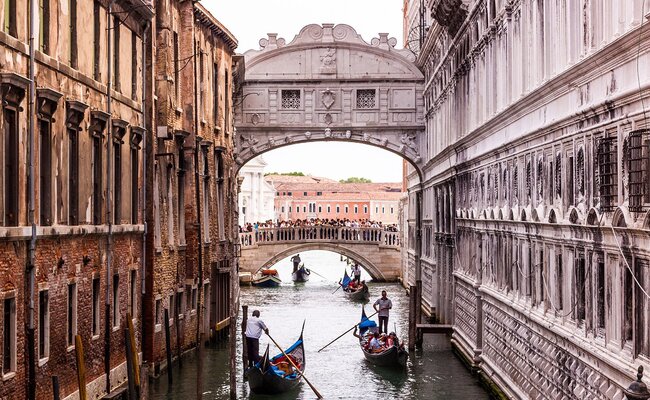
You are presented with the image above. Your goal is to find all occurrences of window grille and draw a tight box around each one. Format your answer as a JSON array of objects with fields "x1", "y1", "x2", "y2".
[
  {"x1": 513, "y1": 164, "x2": 518, "y2": 201},
  {"x1": 576, "y1": 148, "x2": 585, "y2": 196},
  {"x1": 597, "y1": 137, "x2": 618, "y2": 212},
  {"x1": 555, "y1": 153, "x2": 562, "y2": 198},
  {"x1": 628, "y1": 129, "x2": 649, "y2": 212},
  {"x1": 281, "y1": 90, "x2": 300, "y2": 109},
  {"x1": 526, "y1": 161, "x2": 532, "y2": 200},
  {"x1": 356, "y1": 89, "x2": 376, "y2": 109},
  {"x1": 536, "y1": 158, "x2": 543, "y2": 200}
]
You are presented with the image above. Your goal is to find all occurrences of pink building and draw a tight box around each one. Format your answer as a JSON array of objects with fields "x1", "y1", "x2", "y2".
[{"x1": 266, "y1": 175, "x2": 402, "y2": 224}]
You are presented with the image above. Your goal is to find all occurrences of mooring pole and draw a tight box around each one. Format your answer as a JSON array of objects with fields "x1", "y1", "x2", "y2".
[
  {"x1": 52, "y1": 376, "x2": 60, "y2": 400},
  {"x1": 124, "y1": 329, "x2": 136, "y2": 400},
  {"x1": 164, "y1": 308, "x2": 173, "y2": 386},
  {"x1": 408, "y1": 285, "x2": 416, "y2": 351},
  {"x1": 241, "y1": 305, "x2": 249, "y2": 373}
]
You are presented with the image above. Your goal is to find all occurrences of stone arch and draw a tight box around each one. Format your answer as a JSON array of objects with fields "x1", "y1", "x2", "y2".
[
  {"x1": 520, "y1": 209, "x2": 527, "y2": 222},
  {"x1": 612, "y1": 207, "x2": 628, "y2": 228},
  {"x1": 570, "y1": 208, "x2": 581, "y2": 225},
  {"x1": 508, "y1": 208, "x2": 514, "y2": 221},
  {"x1": 586, "y1": 207, "x2": 600, "y2": 226},
  {"x1": 258, "y1": 243, "x2": 389, "y2": 281},
  {"x1": 234, "y1": 138, "x2": 424, "y2": 181},
  {"x1": 548, "y1": 209, "x2": 557, "y2": 224},
  {"x1": 498, "y1": 209, "x2": 504, "y2": 220}
]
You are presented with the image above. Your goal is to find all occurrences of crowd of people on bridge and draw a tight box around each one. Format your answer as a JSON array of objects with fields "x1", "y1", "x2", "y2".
[{"x1": 239, "y1": 218, "x2": 399, "y2": 233}]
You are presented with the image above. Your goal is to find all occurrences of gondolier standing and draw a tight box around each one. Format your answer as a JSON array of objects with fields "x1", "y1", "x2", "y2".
[
  {"x1": 351, "y1": 263, "x2": 361, "y2": 284},
  {"x1": 291, "y1": 254, "x2": 301, "y2": 273},
  {"x1": 245, "y1": 310, "x2": 269, "y2": 367},
  {"x1": 373, "y1": 291, "x2": 392, "y2": 334}
]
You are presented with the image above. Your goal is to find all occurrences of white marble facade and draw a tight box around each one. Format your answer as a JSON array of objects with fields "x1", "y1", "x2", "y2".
[
  {"x1": 404, "y1": 0, "x2": 650, "y2": 398},
  {"x1": 238, "y1": 156, "x2": 276, "y2": 225}
]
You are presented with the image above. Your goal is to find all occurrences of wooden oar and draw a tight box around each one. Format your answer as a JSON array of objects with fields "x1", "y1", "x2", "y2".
[
  {"x1": 266, "y1": 332, "x2": 323, "y2": 399},
  {"x1": 317, "y1": 310, "x2": 379, "y2": 352},
  {"x1": 308, "y1": 269, "x2": 330, "y2": 281}
]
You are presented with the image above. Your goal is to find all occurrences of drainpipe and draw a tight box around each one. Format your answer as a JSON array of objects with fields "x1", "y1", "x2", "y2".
[
  {"x1": 140, "y1": 19, "x2": 149, "y2": 339},
  {"x1": 26, "y1": 0, "x2": 37, "y2": 398},
  {"x1": 105, "y1": 1, "x2": 115, "y2": 394},
  {"x1": 192, "y1": 27, "x2": 205, "y2": 400}
]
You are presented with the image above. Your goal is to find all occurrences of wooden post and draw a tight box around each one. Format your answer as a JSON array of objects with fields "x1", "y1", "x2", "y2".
[
  {"x1": 408, "y1": 285, "x2": 416, "y2": 351},
  {"x1": 174, "y1": 298, "x2": 182, "y2": 368},
  {"x1": 124, "y1": 329, "x2": 137, "y2": 400},
  {"x1": 126, "y1": 314, "x2": 140, "y2": 398},
  {"x1": 164, "y1": 308, "x2": 173, "y2": 386},
  {"x1": 74, "y1": 335, "x2": 88, "y2": 400},
  {"x1": 241, "y1": 305, "x2": 249, "y2": 373},
  {"x1": 415, "y1": 280, "x2": 423, "y2": 349},
  {"x1": 52, "y1": 376, "x2": 60, "y2": 400}
]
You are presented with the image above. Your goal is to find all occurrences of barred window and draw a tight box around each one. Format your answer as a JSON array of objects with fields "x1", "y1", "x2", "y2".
[
  {"x1": 597, "y1": 137, "x2": 618, "y2": 212},
  {"x1": 555, "y1": 153, "x2": 562, "y2": 198},
  {"x1": 576, "y1": 147, "x2": 585, "y2": 197},
  {"x1": 536, "y1": 158, "x2": 543, "y2": 200},
  {"x1": 628, "y1": 129, "x2": 649, "y2": 212},
  {"x1": 526, "y1": 161, "x2": 532, "y2": 200},
  {"x1": 281, "y1": 90, "x2": 301, "y2": 109},
  {"x1": 356, "y1": 89, "x2": 376, "y2": 109}
]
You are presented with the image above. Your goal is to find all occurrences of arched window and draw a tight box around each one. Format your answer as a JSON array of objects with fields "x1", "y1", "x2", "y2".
[{"x1": 577, "y1": 147, "x2": 585, "y2": 197}]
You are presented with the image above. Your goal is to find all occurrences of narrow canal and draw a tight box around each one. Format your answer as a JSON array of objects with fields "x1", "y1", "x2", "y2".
[{"x1": 149, "y1": 251, "x2": 490, "y2": 399}]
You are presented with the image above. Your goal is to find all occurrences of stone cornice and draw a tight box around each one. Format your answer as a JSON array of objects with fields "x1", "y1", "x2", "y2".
[{"x1": 194, "y1": 3, "x2": 238, "y2": 53}]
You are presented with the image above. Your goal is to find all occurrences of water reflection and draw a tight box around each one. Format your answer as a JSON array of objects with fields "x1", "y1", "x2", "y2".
[{"x1": 149, "y1": 251, "x2": 490, "y2": 399}]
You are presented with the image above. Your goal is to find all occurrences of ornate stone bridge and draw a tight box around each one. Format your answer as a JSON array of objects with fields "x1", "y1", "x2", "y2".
[{"x1": 238, "y1": 227, "x2": 402, "y2": 281}]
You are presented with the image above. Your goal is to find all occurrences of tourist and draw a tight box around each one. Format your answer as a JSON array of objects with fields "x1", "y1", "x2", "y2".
[
  {"x1": 291, "y1": 253, "x2": 301, "y2": 273},
  {"x1": 367, "y1": 331, "x2": 382, "y2": 352},
  {"x1": 245, "y1": 310, "x2": 269, "y2": 368},
  {"x1": 373, "y1": 290, "x2": 392, "y2": 334}
]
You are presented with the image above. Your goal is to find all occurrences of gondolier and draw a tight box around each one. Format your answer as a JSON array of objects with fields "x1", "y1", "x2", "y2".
[
  {"x1": 373, "y1": 291, "x2": 392, "y2": 334},
  {"x1": 291, "y1": 254, "x2": 301, "y2": 273},
  {"x1": 245, "y1": 310, "x2": 269, "y2": 367},
  {"x1": 351, "y1": 263, "x2": 361, "y2": 283}
]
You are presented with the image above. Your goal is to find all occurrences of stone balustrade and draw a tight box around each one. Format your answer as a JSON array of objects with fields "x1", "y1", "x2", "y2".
[{"x1": 239, "y1": 227, "x2": 400, "y2": 248}]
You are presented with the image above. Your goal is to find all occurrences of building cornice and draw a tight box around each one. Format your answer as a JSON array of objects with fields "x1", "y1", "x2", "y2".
[{"x1": 194, "y1": 3, "x2": 238, "y2": 53}]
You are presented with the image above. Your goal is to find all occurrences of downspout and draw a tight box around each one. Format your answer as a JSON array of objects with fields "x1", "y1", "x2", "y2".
[
  {"x1": 140, "y1": 19, "x2": 149, "y2": 337},
  {"x1": 192, "y1": 27, "x2": 205, "y2": 400},
  {"x1": 26, "y1": 0, "x2": 37, "y2": 398},
  {"x1": 105, "y1": 1, "x2": 114, "y2": 394}
]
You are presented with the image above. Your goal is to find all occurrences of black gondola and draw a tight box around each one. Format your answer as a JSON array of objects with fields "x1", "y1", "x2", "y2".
[
  {"x1": 292, "y1": 265, "x2": 311, "y2": 283},
  {"x1": 247, "y1": 326, "x2": 306, "y2": 395},
  {"x1": 340, "y1": 271, "x2": 370, "y2": 301},
  {"x1": 358, "y1": 308, "x2": 408, "y2": 368}
]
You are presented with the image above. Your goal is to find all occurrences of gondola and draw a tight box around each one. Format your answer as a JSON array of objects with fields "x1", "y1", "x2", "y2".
[
  {"x1": 340, "y1": 271, "x2": 370, "y2": 301},
  {"x1": 292, "y1": 265, "x2": 311, "y2": 283},
  {"x1": 247, "y1": 326, "x2": 306, "y2": 395},
  {"x1": 252, "y1": 269, "x2": 281, "y2": 287},
  {"x1": 358, "y1": 308, "x2": 408, "y2": 368}
]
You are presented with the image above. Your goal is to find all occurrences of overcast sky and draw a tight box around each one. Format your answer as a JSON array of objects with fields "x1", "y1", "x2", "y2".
[{"x1": 204, "y1": 0, "x2": 406, "y2": 183}]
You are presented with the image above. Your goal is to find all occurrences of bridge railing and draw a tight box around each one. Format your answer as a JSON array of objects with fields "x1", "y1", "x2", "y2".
[{"x1": 239, "y1": 227, "x2": 400, "y2": 249}]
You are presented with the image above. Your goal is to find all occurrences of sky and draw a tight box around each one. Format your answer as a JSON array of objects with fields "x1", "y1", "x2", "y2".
[{"x1": 204, "y1": 0, "x2": 406, "y2": 183}]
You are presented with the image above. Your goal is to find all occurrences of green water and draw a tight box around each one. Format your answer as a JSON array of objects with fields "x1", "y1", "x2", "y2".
[{"x1": 149, "y1": 251, "x2": 490, "y2": 399}]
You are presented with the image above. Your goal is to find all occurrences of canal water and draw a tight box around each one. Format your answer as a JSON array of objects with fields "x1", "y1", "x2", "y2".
[{"x1": 149, "y1": 251, "x2": 490, "y2": 399}]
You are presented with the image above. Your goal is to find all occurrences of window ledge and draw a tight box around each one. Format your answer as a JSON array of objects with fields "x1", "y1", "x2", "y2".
[
  {"x1": 178, "y1": 244, "x2": 187, "y2": 252},
  {"x1": 66, "y1": 345, "x2": 75, "y2": 353},
  {"x1": 155, "y1": 247, "x2": 163, "y2": 254},
  {"x1": 112, "y1": 325, "x2": 121, "y2": 332},
  {"x1": 2, "y1": 372, "x2": 16, "y2": 381},
  {"x1": 91, "y1": 334, "x2": 100, "y2": 341},
  {"x1": 178, "y1": 314, "x2": 184, "y2": 320},
  {"x1": 155, "y1": 324, "x2": 162, "y2": 333},
  {"x1": 190, "y1": 310, "x2": 197, "y2": 316},
  {"x1": 38, "y1": 357, "x2": 49, "y2": 367}
]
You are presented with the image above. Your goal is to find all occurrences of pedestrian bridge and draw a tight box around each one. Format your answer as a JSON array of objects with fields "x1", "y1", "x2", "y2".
[{"x1": 238, "y1": 227, "x2": 402, "y2": 281}]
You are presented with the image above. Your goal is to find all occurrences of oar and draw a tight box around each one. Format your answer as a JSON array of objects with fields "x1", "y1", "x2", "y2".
[
  {"x1": 317, "y1": 310, "x2": 379, "y2": 352},
  {"x1": 266, "y1": 332, "x2": 323, "y2": 399},
  {"x1": 308, "y1": 269, "x2": 330, "y2": 281}
]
